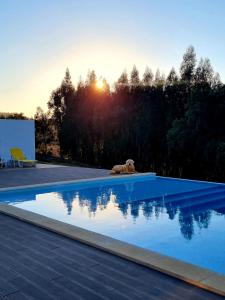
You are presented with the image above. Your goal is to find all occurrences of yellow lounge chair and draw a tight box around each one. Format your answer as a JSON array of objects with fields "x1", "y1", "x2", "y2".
[{"x1": 10, "y1": 147, "x2": 37, "y2": 168}]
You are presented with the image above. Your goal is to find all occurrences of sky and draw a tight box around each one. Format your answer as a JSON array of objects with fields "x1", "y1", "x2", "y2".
[{"x1": 1, "y1": 0, "x2": 225, "y2": 116}]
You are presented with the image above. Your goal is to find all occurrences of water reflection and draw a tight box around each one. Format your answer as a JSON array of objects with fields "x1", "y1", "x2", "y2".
[
  {"x1": 2, "y1": 180, "x2": 225, "y2": 241},
  {"x1": 58, "y1": 186, "x2": 112, "y2": 216},
  {"x1": 56, "y1": 183, "x2": 225, "y2": 240}
]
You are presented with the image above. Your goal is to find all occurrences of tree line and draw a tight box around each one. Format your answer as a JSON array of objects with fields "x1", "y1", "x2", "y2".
[{"x1": 35, "y1": 46, "x2": 225, "y2": 182}]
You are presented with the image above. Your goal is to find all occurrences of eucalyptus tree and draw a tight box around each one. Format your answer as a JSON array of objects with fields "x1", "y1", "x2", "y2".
[{"x1": 180, "y1": 46, "x2": 196, "y2": 83}]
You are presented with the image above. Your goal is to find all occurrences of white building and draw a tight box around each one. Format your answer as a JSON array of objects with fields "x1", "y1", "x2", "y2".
[{"x1": 0, "y1": 119, "x2": 35, "y2": 162}]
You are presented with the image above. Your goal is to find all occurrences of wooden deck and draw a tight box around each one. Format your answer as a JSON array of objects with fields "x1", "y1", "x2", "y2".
[
  {"x1": 0, "y1": 164, "x2": 223, "y2": 299},
  {"x1": 0, "y1": 164, "x2": 109, "y2": 188}
]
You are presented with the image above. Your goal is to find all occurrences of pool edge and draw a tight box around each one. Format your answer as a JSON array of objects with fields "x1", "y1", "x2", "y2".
[
  {"x1": 0, "y1": 172, "x2": 156, "y2": 192},
  {"x1": 0, "y1": 204, "x2": 224, "y2": 297}
]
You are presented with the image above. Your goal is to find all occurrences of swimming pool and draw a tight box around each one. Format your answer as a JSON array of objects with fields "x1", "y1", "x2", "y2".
[{"x1": 1, "y1": 174, "x2": 225, "y2": 276}]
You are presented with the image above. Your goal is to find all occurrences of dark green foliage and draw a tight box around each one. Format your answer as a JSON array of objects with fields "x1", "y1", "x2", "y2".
[
  {"x1": 194, "y1": 58, "x2": 214, "y2": 84},
  {"x1": 142, "y1": 66, "x2": 154, "y2": 86},
  {"x1": 42, "y1": 46, "x2": 225, "y2": 182},
  {"x1": 47, "y1": 68, "x2": 75, "y2": 157},
  {"x1": 180, "y1": 45, "x2": 196, "y2": 83},
  {"x1": 0, "y1": 112, "x2": 28, "y2": 119},
  {"x1": 166, "y1": 67, "x2": 178, "y2": 86},
  {"x1": 35, "y1": 107, "x2": 54, "y2": 155},
  {"x1": 130, "y1": 65, "x2": 140, "y2": 86}
]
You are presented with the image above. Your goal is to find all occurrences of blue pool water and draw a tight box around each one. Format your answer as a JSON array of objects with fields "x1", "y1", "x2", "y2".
[{"x1": 1, "y1": 175, "x2": 225, "y2": 275}]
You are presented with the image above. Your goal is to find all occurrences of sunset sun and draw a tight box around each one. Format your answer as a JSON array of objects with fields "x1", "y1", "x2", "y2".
[{"x1": 96, "y1": 79, "x2": 104, "y2": 90}]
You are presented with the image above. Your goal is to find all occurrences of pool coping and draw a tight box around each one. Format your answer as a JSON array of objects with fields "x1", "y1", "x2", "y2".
[
  {"x1": 0, "y1": 172, "x2": 156, "y2": 192},
  {"x1": 0, "y1": 205, "x2": 225, "y2": 296},
  {"x1": 0, "y1": 172, "x2": 225, "y2": 297}
]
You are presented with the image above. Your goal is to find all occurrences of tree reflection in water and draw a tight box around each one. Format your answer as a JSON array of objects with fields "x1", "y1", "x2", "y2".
[{"x1": 57, "y1": 183, "x2": 225, "y2": 240}]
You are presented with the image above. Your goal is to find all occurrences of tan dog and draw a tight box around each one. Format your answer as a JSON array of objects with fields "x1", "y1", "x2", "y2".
[{"x1": 111, "y1": 159, "x2": 136, "y2": 175}]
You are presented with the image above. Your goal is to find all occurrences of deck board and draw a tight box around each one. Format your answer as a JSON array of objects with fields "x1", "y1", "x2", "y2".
[{"x1": 0, "y1": 213, "x2": 223, "y2": 300}]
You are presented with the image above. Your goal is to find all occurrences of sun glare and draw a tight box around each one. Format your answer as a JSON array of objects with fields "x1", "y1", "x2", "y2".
[{"x1": 96, "y1": 79, "x2": 104, "y2": 90}]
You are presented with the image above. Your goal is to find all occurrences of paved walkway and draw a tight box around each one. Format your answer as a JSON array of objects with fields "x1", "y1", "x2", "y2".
[{"x1": 0, "y1": 164, "x2": 223, "y2": 299}]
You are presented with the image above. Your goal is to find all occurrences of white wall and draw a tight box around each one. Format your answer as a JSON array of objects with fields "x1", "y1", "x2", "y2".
[{"x1": 0, "y1": 120, "x2": 35, "y2": 160}]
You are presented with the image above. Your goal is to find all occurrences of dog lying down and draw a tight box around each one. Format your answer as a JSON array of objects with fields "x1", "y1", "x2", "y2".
[{"x1": 110, "y1": 159, "x2": 137, "y2": 175}]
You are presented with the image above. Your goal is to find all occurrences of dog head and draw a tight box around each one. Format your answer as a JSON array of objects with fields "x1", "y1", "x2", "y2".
[{"x1": 126, "y1": 159, "x2": 134, "y2": 167}]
